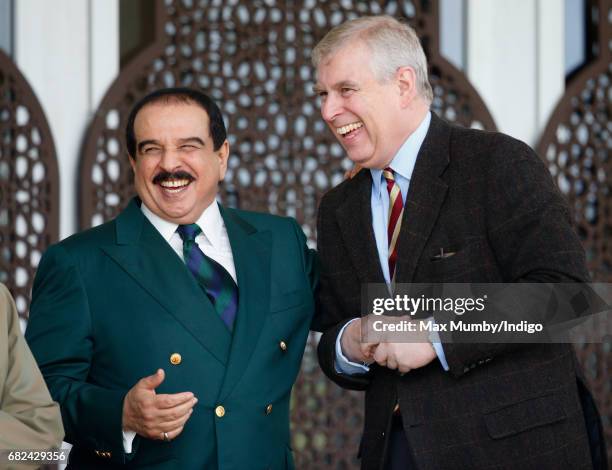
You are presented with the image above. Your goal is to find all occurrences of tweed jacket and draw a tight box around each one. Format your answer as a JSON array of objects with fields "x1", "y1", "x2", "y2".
[{"x1": 316, "y1": 113, "x2": 605, "y2": 469}]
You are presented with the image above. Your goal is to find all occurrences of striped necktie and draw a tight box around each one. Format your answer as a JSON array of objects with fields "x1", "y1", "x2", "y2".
[
  {"x1": 383, "y1": 167, "x2": 404, "y2": 281},
  {"x1": 177, "y1": 224, "x2": 238, "y2": 331}
]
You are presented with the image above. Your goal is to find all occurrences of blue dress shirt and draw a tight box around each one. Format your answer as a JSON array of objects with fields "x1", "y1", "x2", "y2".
[{"x1": 335, "y1": 111, "x2": 449, "y2": 373}]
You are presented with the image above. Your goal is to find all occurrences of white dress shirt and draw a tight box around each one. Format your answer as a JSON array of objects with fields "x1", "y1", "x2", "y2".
[
  {"x1": 141, "y1": 201, "x2": 236, "y2": 283},
  {"x1": 123, "y1": 199, "x2": 236, "y2": 453}
]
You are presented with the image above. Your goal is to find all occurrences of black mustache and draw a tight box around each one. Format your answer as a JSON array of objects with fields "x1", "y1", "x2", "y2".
[{"x1": 152, "y1": 171, "x2": 195, "y2": 185}]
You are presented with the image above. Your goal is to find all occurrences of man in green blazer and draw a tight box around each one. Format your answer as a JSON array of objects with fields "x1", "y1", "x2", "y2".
[{"x1": 26, "y1": 88, "x2": 317, "y2": 469}]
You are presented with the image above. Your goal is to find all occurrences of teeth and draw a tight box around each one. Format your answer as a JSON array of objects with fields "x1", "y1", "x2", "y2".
[
  {"x1": 337, "y1": 121, "x2": 363, "y2": 135},
  {"x1": 160, "y1": 179, "x2": 190, "y2": 188}
]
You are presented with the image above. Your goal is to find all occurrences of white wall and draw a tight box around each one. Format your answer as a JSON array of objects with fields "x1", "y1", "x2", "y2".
[
  {"x1": 440, "y1": 0, "x2": 466, "y2": 71},
  {"x1": 0, "y1": 0, "x2": 12, "y2": 55},
  {"x1": 14, "y1": 0, "x2": 118, "y2": 240},
  {"x1": 466, "y1": 0, "x2": 565, "y2": 145},
  {"x1": 14, "y1": 1, "x2": 118, "y2": 459}
]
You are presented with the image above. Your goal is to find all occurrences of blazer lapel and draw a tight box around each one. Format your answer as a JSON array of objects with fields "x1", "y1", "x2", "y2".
[
  {"x1": 102, "y1": 199, "x2": 232, "y2": 366},
  {"x1": 395, "y1": 113, "x2": 450, "y2": 282},
  {"x1": 336, "y1": 171, "x2": 386, "y2": 284},
  {"x1": 217, "y1": 207, "x2": 271, "y2": 401}
]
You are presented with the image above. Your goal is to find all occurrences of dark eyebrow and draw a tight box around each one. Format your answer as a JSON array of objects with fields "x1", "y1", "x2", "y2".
[
  {"x1": 178, "y1": 137, "x2": 206, "y2": 146},
  {"x1": 312, "y1": 84, "x2": 326, "y2": 94},
  {"x1": 137, "y1": 137, "x2": 206, "y2": 153},
  {"x1": 137, "y1": 140, "x2": 159, "y2": 153}
]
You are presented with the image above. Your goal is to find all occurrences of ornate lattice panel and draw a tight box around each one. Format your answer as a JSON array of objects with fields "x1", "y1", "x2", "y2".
[
  {"x1": 0, "y1": 51, "x2": 59, "y2": 322},
  {"x1": 80, "y1": 1, "x2": 496, "y2": 467},
  {"x1": 536, "y1": 0, "x2": 611, "y2": 460}
]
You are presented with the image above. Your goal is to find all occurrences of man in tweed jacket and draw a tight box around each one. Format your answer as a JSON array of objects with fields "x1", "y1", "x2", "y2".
[{"x1": 313, "y1": 16, "x2": 605, "y2": 470}]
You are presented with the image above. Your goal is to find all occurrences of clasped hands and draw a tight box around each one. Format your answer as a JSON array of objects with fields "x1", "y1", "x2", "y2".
[
  {"x1": 341, "y1": 316, "x2": 436, "y2": 374},
  {"x1": 122, "y1": 369, "x2": 197, "y2": 442}
]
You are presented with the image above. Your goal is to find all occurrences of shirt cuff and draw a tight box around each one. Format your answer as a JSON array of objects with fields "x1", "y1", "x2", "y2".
[
  {"x1": 428, "y1": 320, "x2": 449, "y2": 371},
  {"x1": 334, "y1": 318, "x2": 370, "y2": 375},
  {"x1": 122, "y1": 430, "x2": 136, "y2": 454}
]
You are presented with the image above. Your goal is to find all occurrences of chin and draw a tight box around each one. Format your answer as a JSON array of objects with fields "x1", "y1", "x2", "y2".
[{"x1": 157, "y1": 206, "x2": 189, "y2": 220}]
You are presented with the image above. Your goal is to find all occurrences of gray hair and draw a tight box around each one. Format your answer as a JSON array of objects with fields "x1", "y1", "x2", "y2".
[{"x1": 312, "y1": 16, "x2": 433, "y2": 103}]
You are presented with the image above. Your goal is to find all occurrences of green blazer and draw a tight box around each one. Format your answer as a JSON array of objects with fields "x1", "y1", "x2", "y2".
[{"x1": 26, "y1": 199, "x2": 317, "y2": 470}]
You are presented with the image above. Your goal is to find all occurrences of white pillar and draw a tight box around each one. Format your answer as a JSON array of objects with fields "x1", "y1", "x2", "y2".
[
  {"x1": 466, "y1": 0, "x2": 565, "y2": 145},
  {"x1": 14, "y1": 0, "x2": 119, "y2": 240},
  {"x1": 91, "y1": 0, "x2": 119, "y2": 110},
  {"x1": 536, "y1": 0, "x2": 565, "y2": 131}
]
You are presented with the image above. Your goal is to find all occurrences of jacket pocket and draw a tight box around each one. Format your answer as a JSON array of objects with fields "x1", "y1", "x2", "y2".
[{"x1": 484, "y1": 393, "x2": 566, "y2": 439}]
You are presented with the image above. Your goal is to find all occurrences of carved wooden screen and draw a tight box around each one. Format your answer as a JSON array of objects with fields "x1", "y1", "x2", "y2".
[
  {"x1": 0, "y1": 51, "x2": 59, "y2": 321},
  {"x1": 536, "y1": 0, "x2": 611, "y2": 459},
  {"x1": 79, "y1": 1, "x2": 495, "y2": 467}
]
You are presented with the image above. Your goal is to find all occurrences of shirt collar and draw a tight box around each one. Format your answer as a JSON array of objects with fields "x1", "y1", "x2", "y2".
[
  {"x1": 141, "y1": 199, "x2": 225, "y2": 248},
  {"x1": 371, "y1": 110, "x2": 431, "y2": 191}
]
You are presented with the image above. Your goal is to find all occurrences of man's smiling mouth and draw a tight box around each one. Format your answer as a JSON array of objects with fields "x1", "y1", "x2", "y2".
[
  {"x1": 160, "y1": 179, "x2": 191, "y2": 190},
  {"x1": 153, "y1": 171, "x2": 195, "y2": 193},
  {"x1": 337, "y1": 121, "x2": 364, "y2": 136}
]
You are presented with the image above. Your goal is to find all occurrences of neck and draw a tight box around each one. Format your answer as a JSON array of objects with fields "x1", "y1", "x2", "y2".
[
  {"x1": 375, "y1": 102, "x2": 429, "y2": 170},
  {"x1": 399, "y1": 99, "x2": 430, "y2": 141}
]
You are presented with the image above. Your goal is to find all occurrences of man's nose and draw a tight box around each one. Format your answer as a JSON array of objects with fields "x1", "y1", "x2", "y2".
[
  {"x1": 321, "y1": 95, "x2": 342, "y2": 123},
  {"x1": 159, "y1": 148, "x2": 181, "y2": 171}
]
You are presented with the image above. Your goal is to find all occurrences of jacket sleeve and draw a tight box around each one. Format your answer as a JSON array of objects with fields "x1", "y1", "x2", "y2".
[
  {"x1": 0, "y1": 283, "x2": 64, "y2": 450},
  {"x1": 288, "y1": 218, "x2": 319, "y2": 315},
  {"x1": 314, "y1": 194, "x2": 373, "y2": 391},
  {"x1": 438, "y1": 137, "x2": 590, "y2": 378},
  {"x1": 25, "y1": 245, "x2": 131, "y2": 465}
]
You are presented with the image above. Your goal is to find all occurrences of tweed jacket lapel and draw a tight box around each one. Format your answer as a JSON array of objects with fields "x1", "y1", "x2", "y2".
[
  {"x1": 335, "y1": 170, "x2": 386, "y2": 285},
  {"x1": 394, "y1": 112, "x2": 450, "y2": 283}
]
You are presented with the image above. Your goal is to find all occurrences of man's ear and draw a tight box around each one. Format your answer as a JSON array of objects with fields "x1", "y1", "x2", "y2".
[
  {"x1": 218, "y1": 140, "x2": 230, "y2": 180},
  {"x1": 396, "y1": 66, "x2": 418, "y2": 107}
]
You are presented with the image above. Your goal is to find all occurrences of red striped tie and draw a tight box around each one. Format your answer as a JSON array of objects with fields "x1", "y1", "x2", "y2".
[{"x1": 383, "y1": 167, "x2": 404, "y2": 281}]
